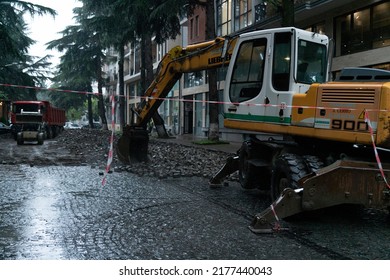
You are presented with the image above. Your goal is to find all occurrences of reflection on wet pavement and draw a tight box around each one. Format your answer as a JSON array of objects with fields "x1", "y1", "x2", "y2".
[{"x1": 21, "y1": 186, "x2": 64, "y2": 259}]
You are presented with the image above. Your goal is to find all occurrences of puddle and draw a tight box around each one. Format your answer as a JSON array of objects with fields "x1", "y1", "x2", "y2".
[{"x1": 12, "y1": 172, "x2": 66, "y2": 259}]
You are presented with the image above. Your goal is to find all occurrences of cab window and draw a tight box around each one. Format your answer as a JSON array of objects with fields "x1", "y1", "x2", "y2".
[
  {"x1": 272, "y1": 32, "x2": 292, "y2": 91},
  {"x1": 229, "y1": 38, "x2": 267, "y2": 103},
  {"x1": 296, "y1": 40, "x2": 327, "y2": 84}
]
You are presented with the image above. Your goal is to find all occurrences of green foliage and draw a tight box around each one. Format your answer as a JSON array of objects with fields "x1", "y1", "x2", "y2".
[
  {"x1": 66, "y1": 107, "x2": 83, "y2": 122},
  {"x1": 83, "y1": 96, "x2": 99, "y2": 120},
  {"x1": 0, "y1": 0, "x2": 56, "y2": 100}
]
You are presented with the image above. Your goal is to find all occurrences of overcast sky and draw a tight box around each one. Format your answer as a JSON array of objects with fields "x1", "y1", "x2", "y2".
[{"x1": 25, "y1": 0, "x2": 81, "y2": 67}]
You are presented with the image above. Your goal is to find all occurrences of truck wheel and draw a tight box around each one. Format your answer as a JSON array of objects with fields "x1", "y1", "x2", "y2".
[
  {"x1": 239, "y1": 140, "x2": 259, "y2": 189},
  {"x1": 270, "y1": 153, "x2": 308, "y2": 200},
  {"x1": 17, "y1": 139, "x2": 24, "y2": 145},
  {"x1": 46, "y1": 127, "x2": 53, "y2": 139}
]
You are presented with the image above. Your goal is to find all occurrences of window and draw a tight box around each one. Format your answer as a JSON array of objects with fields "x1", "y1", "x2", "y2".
[
  {"x1": 272, "y1": 32, "x2": 291, "y2": 91},
  {"x1": 217, "y1": 0, "x2": 232, "y2": 36},
  {"x1": 373, "y1": 2, "x2": 390, "y2": 48},
  {"x1": 190, "y1": 18, "x2": 194, "y2": 39},
  {"x1": 184, "y1": 72, "x2": 204, "y2": 88},
  {"x1": 255, "y1": 0, "x2": 267, "y2": 23},
  {"x1": 229, "y1": 38, "x2": 267, "y2": 103},
  {"x1": 195, "y1": 15, "x2": 199, "y2": 37},
  {"x1": 335, "y1": 2, "x2": 390, "y2": 56},
  {"x1": 305, "y1": 22, "x2": 326, "y2": 35},
  {"x1": 336, "y1": 8, "x2": 371, "y2": 55},
  {"x1": 296, "y1": 40, "x2": 327, "y2": 84},
  {"x1": 234, "y1": 0, "x2": 252, "y2": 31}
]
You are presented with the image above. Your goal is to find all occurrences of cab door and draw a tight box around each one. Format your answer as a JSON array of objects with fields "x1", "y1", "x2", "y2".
[{"x1": 224, "y1": 32, "x2": 271, "y2": 124}]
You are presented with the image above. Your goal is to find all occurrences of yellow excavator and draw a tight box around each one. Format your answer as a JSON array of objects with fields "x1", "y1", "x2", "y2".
[{"x1": 117, "y1": 27, "x2": 390, "y2": 232}]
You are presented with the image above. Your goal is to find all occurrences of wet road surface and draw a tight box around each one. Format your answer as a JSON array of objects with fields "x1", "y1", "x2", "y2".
[{"x1": 1, "y1": 163, "x2": 390, "y2": 260}]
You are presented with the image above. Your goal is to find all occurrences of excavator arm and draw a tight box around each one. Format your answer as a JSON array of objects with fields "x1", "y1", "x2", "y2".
[{"x1": 117, "y1": 36, "x2": 237, "y2": 162}]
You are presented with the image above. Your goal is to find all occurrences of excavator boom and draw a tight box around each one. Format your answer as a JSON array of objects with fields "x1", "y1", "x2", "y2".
[
  {"x1": 135, "y1": 37, "x2": 236, "y2": 126},
  {"x1": 117, "y1": 37, "x2": 237, "y2": 162}
]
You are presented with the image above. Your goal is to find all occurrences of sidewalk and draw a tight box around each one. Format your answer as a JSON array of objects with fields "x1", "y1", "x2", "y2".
[{"x1": 152, "y1": 134, "x2": 241, "y2": 154}]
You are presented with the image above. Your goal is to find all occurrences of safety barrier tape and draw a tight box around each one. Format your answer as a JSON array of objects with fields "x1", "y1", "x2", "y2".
[
  {"x1": 364, "y1": 110, "x2": 390, "y2": 189},
  {"x1": 0, "y1": 83, "x2": 99, "y2": 95},
  {"x1": 270, "y1": 204, "x2": 281, "y2": 231},
  {"x1": 1, "y1": 82, "x2": 389, "y2": 113},
  {"x1": 1, "y1": 82, "x2": 390, "y2": 188},
  {"x1": 143, "y1": 95, "x2": 390, "y2": 113},
  {"x1": 101, "y1": 94, "x2": 116, "y2": 186}
]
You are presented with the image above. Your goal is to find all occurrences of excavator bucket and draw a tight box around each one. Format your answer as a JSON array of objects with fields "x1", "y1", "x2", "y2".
[{"x1": 116, "y1": 125, "x2": 149, "y2": 163}]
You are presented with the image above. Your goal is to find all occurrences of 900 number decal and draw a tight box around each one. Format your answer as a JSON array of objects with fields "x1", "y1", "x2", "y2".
[{"x1": 331, "y1": 119, "x2": 368, "y2": 131}]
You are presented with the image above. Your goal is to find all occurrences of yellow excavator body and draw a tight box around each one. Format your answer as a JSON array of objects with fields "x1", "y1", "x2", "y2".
[{"x1": 118, "y1": 27, "x2": 390, "y2": 232}]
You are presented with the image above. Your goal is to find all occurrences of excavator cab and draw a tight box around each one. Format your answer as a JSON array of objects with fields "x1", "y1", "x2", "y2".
[{"x1": 223, "y1": 27, "x2": 329, "y2": 129}]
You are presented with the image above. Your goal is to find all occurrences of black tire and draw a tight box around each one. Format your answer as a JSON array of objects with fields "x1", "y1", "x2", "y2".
[
  {"x1": 270, "y1": 153, "x2": 309, "y2": 200},
  {"x1": 302, "y1": 155, "x2": 325, "y2": 173},
  {"x1": 46, "y1": 127, "x2": 53, "y2": 139},
  {"x1": 238, "y1": 140, "x2": 259, "y2": 189}
]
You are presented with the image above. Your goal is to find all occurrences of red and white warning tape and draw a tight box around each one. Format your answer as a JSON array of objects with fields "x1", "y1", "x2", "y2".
[
  {"x1": 1, "y1": 82, "x2": 389, "y2": 113},
  {"x1": 101, "y1": 94, "x2": 116, "y2": 186},
  {"x1": 0, "y1": 83, "x2": 100, "y2": 96},
  {"x1": 364, "y1": 110, "x2": 390, "y2": 189},
  {"x1": 270, "y1": 204, "x2": 281, "y2": 231},
  {"x1": 1, "y1": 82, "x2": 389, "y2": 188}
]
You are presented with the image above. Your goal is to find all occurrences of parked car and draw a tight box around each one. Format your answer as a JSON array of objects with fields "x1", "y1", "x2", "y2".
[
  {"x1": 82, "y1": 121, "x2": 102, "y2": 129},
  {"x1": 64, "y1": 122, "x2": 81, "y2": 129},
  {"x1": 0, "y1": 122, "x2": 11, "y2": 135}
]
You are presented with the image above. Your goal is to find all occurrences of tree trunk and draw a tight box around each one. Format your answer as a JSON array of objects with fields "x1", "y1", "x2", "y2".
[
  {"x1": 96, "y1": 62, "x2": 108, "y2": 130},
  {"x1": 142, "y1": 33, "x2": 169, "y2": 138},
  {"x1": 87, "y1": 94, "x2": 93, "y2": 127},
  {"x1": 281, "y1": 0, "x2": 295, "y2": 27},
  {"x1": 206, "y1": 0, "x2": 219, "y2": 141},
  {"x1": 118, "y1": 44, "x2": 126, "y2": 129}
]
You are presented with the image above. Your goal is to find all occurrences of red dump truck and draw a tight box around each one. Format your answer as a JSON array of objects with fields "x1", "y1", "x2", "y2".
[{"x1": 10, "y1": 101, "x2": 65, "y2": 145}]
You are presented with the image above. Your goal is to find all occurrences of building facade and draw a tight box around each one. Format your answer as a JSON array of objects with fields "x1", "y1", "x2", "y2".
[{"x1": 112, "y1": 0, "x2": 390, "y2": 140}]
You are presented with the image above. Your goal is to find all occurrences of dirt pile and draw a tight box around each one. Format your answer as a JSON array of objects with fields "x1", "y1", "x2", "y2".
[{"x1": 58, "y1": 129, "x2": 237, "y2": 180}]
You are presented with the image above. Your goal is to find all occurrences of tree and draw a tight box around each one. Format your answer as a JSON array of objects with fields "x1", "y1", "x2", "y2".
[
  {"x1": 76, "y1": 0, "x2": 128, "y2": 131},
  {"x1": 0, "y1": 0, "x2": 56, "y2": 100},
  {"x1": 281, "y1": 0, "x2": 294, "y2": 26},
  {"x1": 75, "y1": 1, "x2": 208, "y2": 137},
  {"x1": 269, "y1": 0, "x2": 295, "y2": 27},
  {"x1": 47, "y1": 8, "x2": 108, "y2": 129},
  {"x1": 204, "y1": 0, "x2": 220, "y2": 141},
  {"x1": 112, "y1": 0, "x2": 190, "y2": 137}
]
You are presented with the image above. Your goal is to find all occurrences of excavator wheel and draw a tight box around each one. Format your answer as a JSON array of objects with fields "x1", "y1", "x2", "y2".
[
  {"x1": 270, "y1": 153, "x2": 309, "y2": 200},
  {"x1": 302, "y1": 155, "x2": 325, "y2": 173},
  {"x1": 116, "y1": 125, "x2": 149, "y2": 163}
]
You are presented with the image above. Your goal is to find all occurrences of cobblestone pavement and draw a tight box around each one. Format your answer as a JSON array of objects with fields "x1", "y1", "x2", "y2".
[{"x1": 1, "y1": 163, "x2": 390, "y2": 260}]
